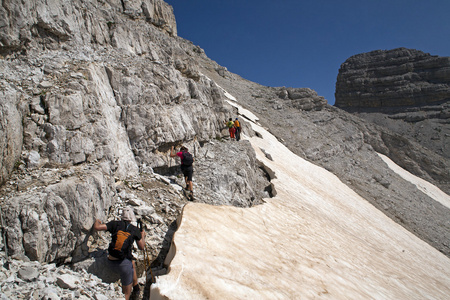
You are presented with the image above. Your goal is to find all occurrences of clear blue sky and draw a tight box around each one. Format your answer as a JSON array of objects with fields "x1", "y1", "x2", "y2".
[{"x1": 165, "y1": 0, "x2": 450, "y2": 105}]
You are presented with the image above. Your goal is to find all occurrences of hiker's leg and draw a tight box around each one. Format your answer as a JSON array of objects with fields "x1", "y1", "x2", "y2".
[
  {"x1": 117, "y1": 258, "x2": 134, "y2": 300},
  {"x1": 181, "y1": 167, "x2": 188, "y2": 189},
  {"x1": 122, "y1": 283, "x2": 133, "y2": 300},
  {"x1": 184, "y1": 175, "x2": 189, "y2": 189},
  {"x1": 132, "y1": 260, "x2": 138, "y2": 287},
  {"x1": 186, "y1": 167, "x2": 194, "y2": 192}
]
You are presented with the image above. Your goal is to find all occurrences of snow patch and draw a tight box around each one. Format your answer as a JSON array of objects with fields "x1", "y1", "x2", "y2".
[{"x1": 377, "y1": 152, "x2": 450, "y2": 209}]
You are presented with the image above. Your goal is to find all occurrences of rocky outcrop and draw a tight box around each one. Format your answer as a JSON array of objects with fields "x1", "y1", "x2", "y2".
[
  {"x1": 3, "y1": 167, "x2": 114, "y2": 263},
  {"x1": 334, "y1": 48, "x2": 450, "y2": 159},
  {"x1": 335, "y1": 48, "x2": 450, "y2": 109},
  {"x1": 0, "y1": 0, "x2": 179, "y2": 184},
  {"x1": 0, "y1": 88, "x2": 23, "y2": 184},
  {"x1": 0, "y1": 0, "x2": 176, "y2": 55},
  {"x1": 275, "y1": 87, "x2": 327, "y2": 111}
]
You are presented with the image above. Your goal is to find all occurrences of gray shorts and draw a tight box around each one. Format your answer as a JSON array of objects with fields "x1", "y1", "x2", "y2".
[{"x1": 108, "y1": 258, "x2": 133, "y2": 286}]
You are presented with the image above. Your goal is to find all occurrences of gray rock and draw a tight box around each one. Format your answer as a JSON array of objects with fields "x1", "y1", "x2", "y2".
[
  {"x1": 56, "y1": 274, "x2": 80, "y2": 290},
  {"x1": 18, "y1": 266, "x2": 40, "y2": 281},
  {"x1": 335, "y1": 48, "x2": 450, "y2": 109},
  {"x1": 94, "y1": 293, "x2": 109, "y2": 300},
  {"x1": 25, "y1": 151, "x2": 41, "y2": 169},
  {"x1": 38, "y1": 81, "x2": 54, "y2": 89},
  {"x1": 0, "y1": 293, "x2": 9, "y2": 300},
  {"x1": 0, "y1": 88, "x2": 23, "y2": 184},
  {"x1": 334, "y1": 48, "x2": 450, "y2": 160}
]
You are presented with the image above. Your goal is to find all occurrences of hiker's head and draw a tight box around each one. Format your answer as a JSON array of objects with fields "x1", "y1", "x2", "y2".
[
  {"x1": 122, "y1": 207, "x2": 136, "y2": 222},
  {"x1": 229, "y1": 118, "x2": 232, "y2": 121},
  {"x1": 235, "y1": 118, "x2": 238, "y2": 120},
  {"x1": 180, "y1": 146, "x2": 188, "y2": 152}
]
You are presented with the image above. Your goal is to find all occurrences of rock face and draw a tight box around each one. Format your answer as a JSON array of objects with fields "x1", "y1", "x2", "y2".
[
  {"x1": 335, "y1": 48, "x2": 450, "y2": 109},
  {"x1": 335, "y1": 48, "x2": 450, "y2": 160},
  {"x1": 0, "y1": 0, "x2": 177, "y2": 55}
]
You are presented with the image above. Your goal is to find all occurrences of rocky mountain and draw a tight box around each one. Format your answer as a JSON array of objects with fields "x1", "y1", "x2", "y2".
[
  {"x1": 335, "y1": 48, "x2": 450, "y2": 159},
  {"x1": 0, "y1": 0, "x2": 449, "y2": 299},
  {"x1": 335, "y1": 48, "x2": 450, "y2": 109}
]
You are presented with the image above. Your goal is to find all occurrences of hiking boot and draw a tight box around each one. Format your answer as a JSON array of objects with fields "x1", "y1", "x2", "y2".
[
  {"x1": 131, "y1": 284, "x2": 140, "y2": 300},
  {"x1": 183, "y1": 189, "x2": 191, "y2": 200},
  {"x1": 189, "y1": 192, "x2": 194, "y2": 201}
]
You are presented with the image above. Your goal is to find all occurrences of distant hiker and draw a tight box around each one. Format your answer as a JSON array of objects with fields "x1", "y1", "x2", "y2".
[
  {"x1": 225, "y1": 118, "x2": 236, "y2": 140},
  {"x1": 93, "y1": 207, "x2": 145, "y2": 300},
  {"x1": 170, "y1": 145, "x2": 194, "y2": 200},
  {"x1": 234, "y1": 117, "x2": 241, "y2": 141}
]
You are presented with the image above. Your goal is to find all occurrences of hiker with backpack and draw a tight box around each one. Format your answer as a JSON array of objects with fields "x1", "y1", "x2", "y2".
[
  {"x1": 234, "y1": 117, "x2": 241, "y2": 141},
  {"x1": 225, "y1": 118, "x2": 236, "y2": 140},
  {"x1": 93, "y1": 207, "x2": 145, "y2": 300},
  {"x1": 170, "y1": 145, "x2": 194, "y2": 200}
]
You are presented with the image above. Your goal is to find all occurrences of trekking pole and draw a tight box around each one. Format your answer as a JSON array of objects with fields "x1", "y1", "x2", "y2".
[
  {"x1": 0, "y1": 207, "x2": 8, "y2": 260},
  {"x1": 138, "y1": 219, "x2": 155, "y2": 283}
]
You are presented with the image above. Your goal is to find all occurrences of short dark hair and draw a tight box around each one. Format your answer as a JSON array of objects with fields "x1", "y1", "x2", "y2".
[{"x1": 229, "y1": 118, "x2": 232, "y2": 121}]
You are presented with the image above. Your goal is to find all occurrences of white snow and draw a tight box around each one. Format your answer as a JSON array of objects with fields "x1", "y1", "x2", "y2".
[
  {"x1": 150, "y1": 97, "x2": 450, "y2": 299},
  {"x1": 225, "y1": 99, "x2": 259, "y2": 123},
  {"x1": 378, "y1": 152, "x2": 450, "y2": 209}
]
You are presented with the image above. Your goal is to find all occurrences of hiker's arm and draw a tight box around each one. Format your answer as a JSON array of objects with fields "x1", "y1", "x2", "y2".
[
  {"x1": 169, "y1": 146, "x2": 177, "y2": 158},
  {"x1": 137, "y1": 230, "x2": 146, "y2": 250},
  {"x1": 93, "y1": 219, "x2": 107, "y2": 231}
]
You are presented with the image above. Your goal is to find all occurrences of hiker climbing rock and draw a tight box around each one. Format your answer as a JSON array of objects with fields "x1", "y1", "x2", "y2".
[
  {"x1": 93, "y1": 207, "x2": 145, "y2": 300},
  {"x1": 225, "y1": 118, "x2": 236, "y2": 140},
  {"x1": 234, "y1": 117, "x2": 241, "y2": 141},
  {"x1": 170, "y1": 146, "x2": 195, "y2": 201}
]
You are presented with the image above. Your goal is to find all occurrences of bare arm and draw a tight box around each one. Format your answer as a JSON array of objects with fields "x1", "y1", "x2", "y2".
[
  {"x1": 93, "y1": 219, "x2": 107, "y2": 231},
  {"x1": 137, "y1": 230, "x2": 146, "y2": 250},
  {"x1": 169, "y1": 146, "x2": 177, "y2": 158}
]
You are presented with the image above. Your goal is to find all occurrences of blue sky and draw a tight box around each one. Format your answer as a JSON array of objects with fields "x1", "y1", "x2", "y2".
[{"x1": 165, "y1": 0, "x2": 450, "y2": 105}]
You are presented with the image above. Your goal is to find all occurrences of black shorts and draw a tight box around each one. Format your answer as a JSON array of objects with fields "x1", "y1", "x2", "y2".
[{"x1": 180, "y1": 165, "x2": 193, "y2": 181}]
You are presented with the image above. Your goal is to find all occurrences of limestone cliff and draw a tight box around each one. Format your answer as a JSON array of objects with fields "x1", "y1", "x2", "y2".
[
  {"x1": 335, "y1": 48, "x2": 450, "y2": 159},
  {"x1": 335, "y1": 48, "x2": 450, "y2": 109}
]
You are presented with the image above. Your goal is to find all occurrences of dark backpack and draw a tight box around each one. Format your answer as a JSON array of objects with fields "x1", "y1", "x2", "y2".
[
  {"x1": 109, "y1": 223, "x2": 134, "y2": 260},
  {"x1": 182, "y1": 151, "x2": 193, "y2": 166}
]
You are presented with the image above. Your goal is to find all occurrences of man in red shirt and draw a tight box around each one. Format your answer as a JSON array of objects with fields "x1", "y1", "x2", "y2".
[{"x1": 170, "y1": 146, "x2": 194, "y2": 200}]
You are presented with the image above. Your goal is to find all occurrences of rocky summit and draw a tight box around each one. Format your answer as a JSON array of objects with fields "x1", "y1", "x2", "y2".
[
  {"x1": 335, "y1": 47, "x2": 450, "y2": 109},
  {"x1": 0, "y1": 0, "x2": 449, "y2": 299},
  {"x1": 335, "y1": 48, "x2": 450, "y2": 161}
]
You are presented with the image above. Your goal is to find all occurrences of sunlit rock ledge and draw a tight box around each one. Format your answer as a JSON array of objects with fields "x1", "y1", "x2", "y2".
[{"x1": 150, "y1": 119, "x2": 450, "y2": 299}]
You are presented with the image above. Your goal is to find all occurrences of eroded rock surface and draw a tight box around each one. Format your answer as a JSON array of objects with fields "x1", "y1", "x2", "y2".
[
  {"x1": 335, "y1": 48, "x2": 450, "y2": 109},
  {"x1": 334, "y1": 48, "x2": 450, "y2": 159}
]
